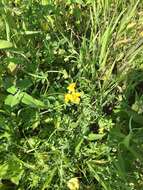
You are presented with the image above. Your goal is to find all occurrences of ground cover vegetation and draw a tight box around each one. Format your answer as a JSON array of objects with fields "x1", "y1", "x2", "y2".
[{"x1": 0, "y1": 0, "x2": 143, "y2": 189}]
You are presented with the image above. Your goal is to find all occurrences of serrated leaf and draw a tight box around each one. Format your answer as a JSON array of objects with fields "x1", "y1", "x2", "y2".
[{"x1": 0, "y1": 40, "x2": 13, "y2": 49}]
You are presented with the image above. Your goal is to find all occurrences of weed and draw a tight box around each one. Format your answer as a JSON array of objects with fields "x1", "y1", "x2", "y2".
[{"x1": 0, "y1": 0, "x2": 143, "y2": 189}]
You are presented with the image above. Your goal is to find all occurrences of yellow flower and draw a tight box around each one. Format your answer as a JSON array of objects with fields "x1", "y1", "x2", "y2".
[
  {"x1": 65, "y1": 83, "x2": 81, "y2": 104},
  {"x1": 65, "y1": 92, "x2": 81, "y2": 104},
  {"x1": 67, "y1": 177, "x2": 79, "y2": 190},
  {"x1": 65, "y1": 93, "x2": 72, "y2": 103},
  {"x1": 70, "y1": 92, "x2": 81, "y2": 104},
  {"x1": 67, "y1": 83, "x2": 76, "y2": 92}
]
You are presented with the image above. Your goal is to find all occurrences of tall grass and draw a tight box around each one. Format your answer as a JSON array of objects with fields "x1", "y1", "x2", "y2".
[{"x1": 0, "y1": 0, "x2": 143, "y2": 189}]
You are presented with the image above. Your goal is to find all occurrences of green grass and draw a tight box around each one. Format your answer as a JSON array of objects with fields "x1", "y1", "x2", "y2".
[{"x1": 0, "y1": 0, "x2": 143, "y2": 189}]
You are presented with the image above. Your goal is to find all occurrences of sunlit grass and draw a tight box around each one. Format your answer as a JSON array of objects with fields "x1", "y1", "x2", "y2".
[{"x1": 0, "y1": 0, "x2": 143, "y2": 189}]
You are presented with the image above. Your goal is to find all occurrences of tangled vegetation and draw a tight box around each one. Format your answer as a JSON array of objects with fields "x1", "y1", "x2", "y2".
[{"x1": 0, "y1": 0, "x2": 143, "y2": 189}]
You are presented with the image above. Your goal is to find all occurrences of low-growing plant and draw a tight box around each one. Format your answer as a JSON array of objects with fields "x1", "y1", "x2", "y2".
[{"x1": 0, "y1": 0, "x2": 143, "y2": 190}]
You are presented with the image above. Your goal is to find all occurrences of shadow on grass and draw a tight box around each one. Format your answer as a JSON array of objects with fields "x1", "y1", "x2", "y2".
[{"x1": 109, "y1": 68, "x2": 143, "y2": 189}]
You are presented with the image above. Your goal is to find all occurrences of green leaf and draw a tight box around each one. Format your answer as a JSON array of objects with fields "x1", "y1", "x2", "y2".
[
  {"x1": 67, "y1": 0, "x2": 83, "y2": 4},
  {"x1": 0, "y1": 156, "x2": 24, "y2": 186},
  {"x1": 88, "y1": 133, "x2": 105, "y2": 141},
  {"x1": 0, "y1": 40, "x2": 13, "y2": 49},
  {"x1": 122, "y1": 133, "x2": 132, "y2": 148},
  {"x1": 62, "y1": 69, "x2": 68, "y2": 79},
  {"x1": 5, "y1": 93, "x2": 22, "y2": 107},
  {"x1": 75, "y1": 138, "x2": 84, "y2": 155},
  {"x1": 11, "y1": 170, "x2": 24, "y2": 185},
  {"x1": 126, "y1": 108, "x2": 143, "y2": 125},
  {"x1": 0, "y1": 164, "x2": 8, "y2": 177},
  {"x1": 21, "y1": 92, "x2": 45, "y2": 108},
  {"x1": 42, "y1": 168, "x2": 57, "y2": 190},
  {"x1": 7, "y1": 62, "x2": 17, "y2": 73},
  {"x1": 87, "y1": 162, "x2": 111, "y2": 190},
  {"x1": 0, "y1": 183, "x2": 17, "y2": 190},
  {"x1": 6, "y1": 86, "x2": 18, "y2": 94},
  {"x1": 17, "y1": 78, "x2": 33, "y2": 90},
  {"x1": 20, "y1": 31, "x2": 42, "y2": 35},
  {"x1": 41, "y1": 0, "x2": 49, "y2": 5}
]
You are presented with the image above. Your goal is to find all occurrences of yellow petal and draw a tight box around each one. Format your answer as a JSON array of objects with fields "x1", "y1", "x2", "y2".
[
  {"x1": 67, "y1": 83, "x2": 76, "y2": 92},
  {"x1": 71, "y1": 93, "x2": 81, "y2": 104},
  {"x1": 67, "y1": 177, "x2": 79, "y2": 190},
  {"x1": 74, "y1": 97, "x2": 80, "y2": 104},
  {"x1": 65, "y1": 94, "x2": 72, "y2": 103},
  {"x1": 74, "y1": 92, "x2": 81, "y2": 97},
  {"x1": 65, "y1": 90, "x2": 81, "y2": 105}
]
